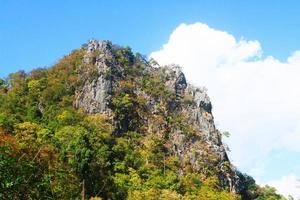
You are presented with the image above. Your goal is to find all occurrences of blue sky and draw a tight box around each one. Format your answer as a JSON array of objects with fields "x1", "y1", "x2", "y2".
[
  {"x1": 1, "y1": 0, "x2": 300, "y2": 77},
  {"x1": 1, "y1": 0, "x2": 300, "y2": 197}
]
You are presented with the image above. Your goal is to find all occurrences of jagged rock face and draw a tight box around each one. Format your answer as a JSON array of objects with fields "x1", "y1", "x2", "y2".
[
  {"x1": 162, "y1": 66, "x2": 241, "y2": 192},
  {"x1": 75, "y1": 40, "x2": 243, "y2": 193},
  {"x1": 160, "y1": 65, "x2": 225, "y2": 162},
  {"x1": 75, "y1": 40, "x2": 123, "y2": 114},
  {"x1": 164, "y1": 65, "x2": 187, "y2": 102},
  {"x1": 184, "y1": 85, "x2": 220, "y2": 146}
]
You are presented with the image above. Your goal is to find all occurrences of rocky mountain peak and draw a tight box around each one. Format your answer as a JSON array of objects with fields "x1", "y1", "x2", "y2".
[
  {"x1": 83, "y1": 39, "x2": 114, "y2": 64},
  {"x1": 75, "y1": 40, "x2": 122, "y2": 114},
  {"x1": 74, "y1": 39, "x2": 243, "y2": 193}
]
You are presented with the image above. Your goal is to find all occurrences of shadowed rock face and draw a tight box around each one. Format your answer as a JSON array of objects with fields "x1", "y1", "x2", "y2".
[{"x1": 75, "y1": 40, "x2": 243, "y2": 193}]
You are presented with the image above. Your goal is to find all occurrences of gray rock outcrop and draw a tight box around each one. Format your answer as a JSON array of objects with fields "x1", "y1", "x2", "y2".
[
  {"x1": 75, "y1": 40, "x2": 123, "y2": 114},
  {"x1": 161, "y1": 65, "x2": 242, "y2": 192},
  {"x1": 75, "y1": 39, "x2": 243, "y2": 193}
]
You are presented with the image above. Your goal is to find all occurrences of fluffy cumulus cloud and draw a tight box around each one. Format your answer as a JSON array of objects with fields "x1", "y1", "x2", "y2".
[
  {"x1": 267, "y1": 173, "x2": 300, "y2": 199},
  {"x1": 150, "y1": 22, "x2": 300, "y2": 198}
]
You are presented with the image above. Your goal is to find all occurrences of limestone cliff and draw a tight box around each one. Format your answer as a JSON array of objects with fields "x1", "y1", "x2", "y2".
[
  {"x1": 75, "y1": 39, "x2": 243, "y2": 193},
  {"x1": 75, "y1": 40, "x2": 123, "y2": 114}
]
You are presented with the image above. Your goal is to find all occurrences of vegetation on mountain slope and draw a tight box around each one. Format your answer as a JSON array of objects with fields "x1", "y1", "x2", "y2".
[{"x1": 0, "y1": 41, "x2": 285, "y2": 199}]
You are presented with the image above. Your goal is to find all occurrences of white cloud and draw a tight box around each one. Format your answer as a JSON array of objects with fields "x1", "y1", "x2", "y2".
[
  {"x1": 150, "y1": 22, "x2": 300, "y2": 196},
  {"x1": 267, "y1": 174, "x2": 300, "y2": 199}
]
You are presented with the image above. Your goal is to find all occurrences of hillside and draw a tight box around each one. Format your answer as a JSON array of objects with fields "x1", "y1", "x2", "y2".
[{"x1": 0, "y1": 40, "x2": 286, "y2": 200}]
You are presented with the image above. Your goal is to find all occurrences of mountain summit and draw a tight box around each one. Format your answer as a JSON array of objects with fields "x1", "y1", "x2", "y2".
[
  {"x1": 76, "y1": 40, "x2": 241, "y2": 189},
  {"x1": 0, "y1": 40, "x2": 285, "y2": 199}
]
